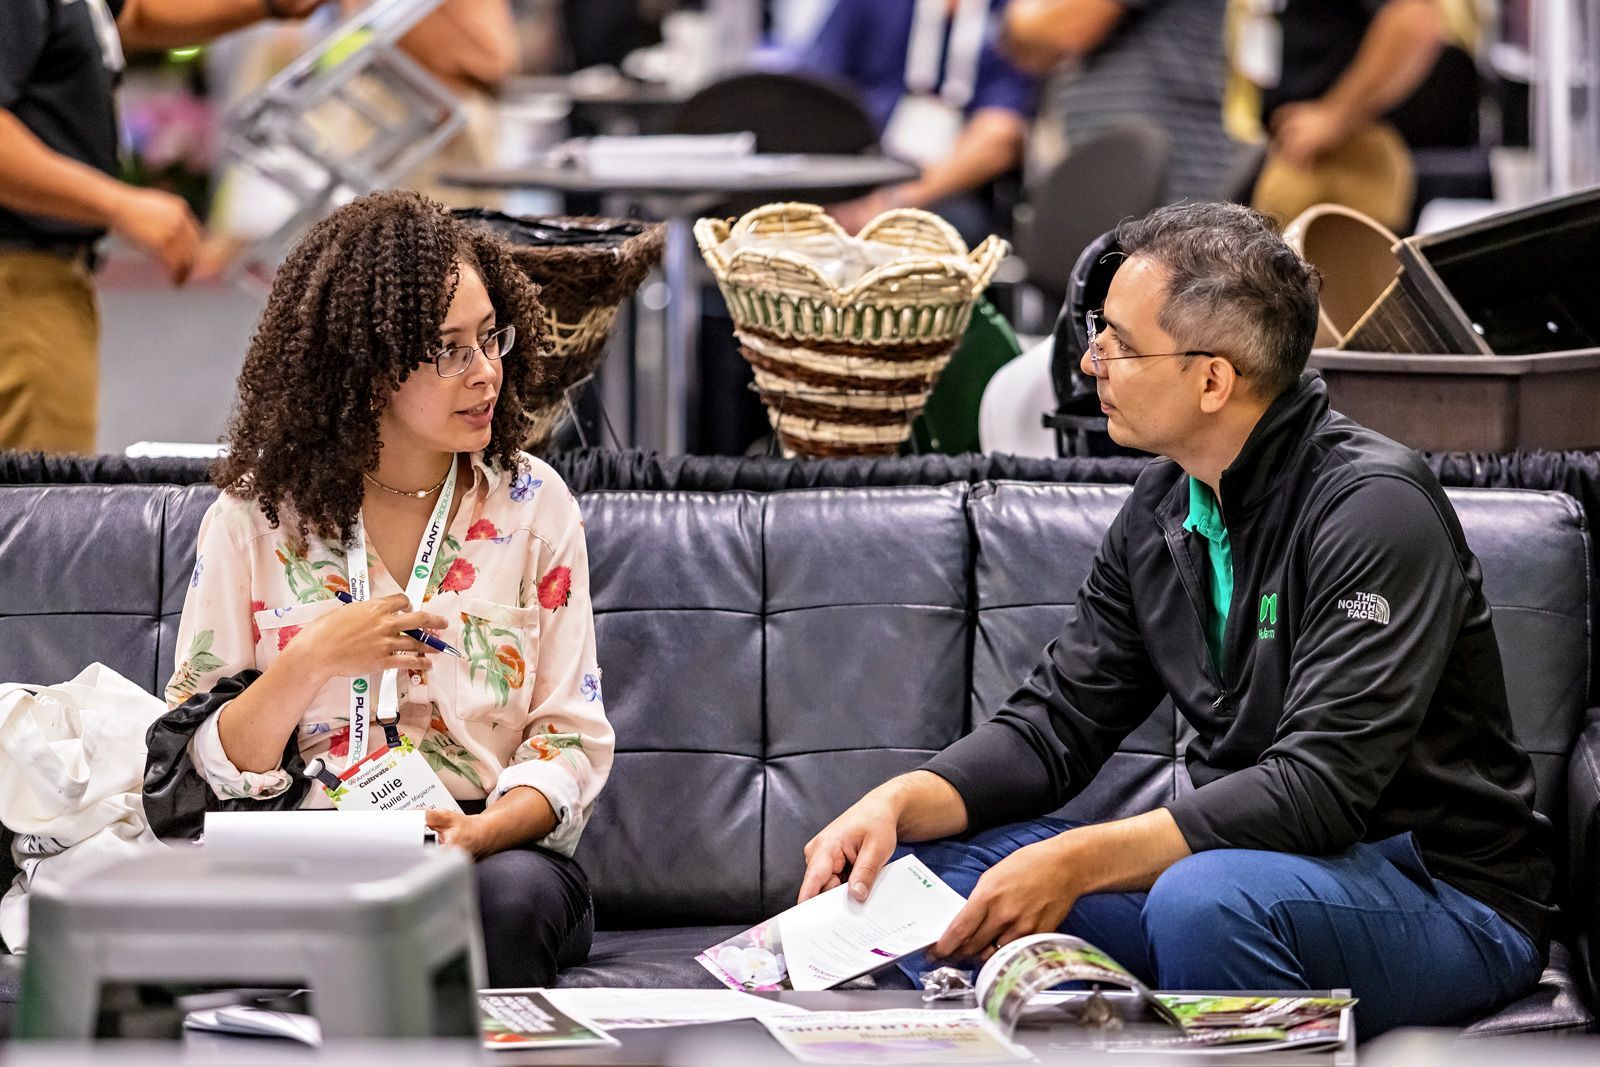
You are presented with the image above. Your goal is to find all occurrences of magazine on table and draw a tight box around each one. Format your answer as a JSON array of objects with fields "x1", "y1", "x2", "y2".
[
  {"x1": 1112, "y1": 995, "x2": 1355, "y2": 1054},
  {"x1": 975, "y1": 935, "x2": 1355, "y2": 1053},
  {"x1": 758, "y1": 1009, "x2": 1030, "y2": 1065}
]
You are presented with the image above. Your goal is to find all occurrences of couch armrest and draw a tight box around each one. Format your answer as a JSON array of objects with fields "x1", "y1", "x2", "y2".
[{"x1": 1569, "y1": 705, "x2": 1600, "y2": 1012}]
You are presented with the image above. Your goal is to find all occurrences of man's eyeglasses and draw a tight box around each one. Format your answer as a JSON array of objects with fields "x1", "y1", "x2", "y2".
[
  {"x1": 1085, "y1": 309, "x2": 1229, "y2": 378},
  {"x1": 421, "y1": 324, "x2": 516, "y2": 378}
]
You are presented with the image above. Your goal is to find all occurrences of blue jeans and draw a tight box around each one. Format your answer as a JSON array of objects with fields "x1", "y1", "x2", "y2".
[{"x1": 901, "y1": 818, "x2": 1542, "y2": 1039}]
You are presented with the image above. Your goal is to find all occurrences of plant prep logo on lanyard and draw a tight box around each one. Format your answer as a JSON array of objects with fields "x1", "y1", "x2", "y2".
[{"x1": 344, "y1": 457, "x2": 457, "y2": 764}]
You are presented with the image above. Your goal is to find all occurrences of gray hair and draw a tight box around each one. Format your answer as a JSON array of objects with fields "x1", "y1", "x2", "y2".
[{"x1": 1115, "y1": 202, "x2": 1321, "y2": 399}]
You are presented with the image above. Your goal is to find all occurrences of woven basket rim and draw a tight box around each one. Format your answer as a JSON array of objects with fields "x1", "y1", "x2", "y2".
[{"x1": 695, "y1": 204, "x2": 1007, "y2": 305}]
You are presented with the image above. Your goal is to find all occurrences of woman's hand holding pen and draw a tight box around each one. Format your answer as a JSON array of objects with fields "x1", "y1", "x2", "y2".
[{"x1": 288, "y1": 592, "x2": 449, "y2": 681}]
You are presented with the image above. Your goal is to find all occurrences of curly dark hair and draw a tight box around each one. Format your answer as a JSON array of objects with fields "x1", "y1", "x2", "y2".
[{"x1": 215, "y1": 190, "x2": 551, "y2": 546}]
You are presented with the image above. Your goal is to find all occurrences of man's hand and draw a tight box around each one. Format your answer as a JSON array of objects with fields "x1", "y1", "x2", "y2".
[
  {"x1": 108, "y1": 186, "x2": 203, "y2": 284},
  {"x1": 799, "y1": 771, "x2": 969, "y2": 904},
  {"x1": 800, "y1": 792, "x2": 901, "y2": 903},
  {"x1": 1269, "y1": 100, "x2": 1355, "y2": 170},
  {"x1": 826, "y1": 187, "x2": 907, "y2": 236},
  {"x1": 116, "y1": 0, "x2": 323, "y2": 51},
  {"x1": 932, "y1": 834, "x2": 1077, "y2": 962}
]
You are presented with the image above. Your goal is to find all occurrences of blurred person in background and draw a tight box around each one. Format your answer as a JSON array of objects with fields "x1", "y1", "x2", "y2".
[
  {"x1": 0, "y1": 0, "x2": 320, "y2": 455},
  {"x1": 370, "y1": 0, "x2": 521, "y2": 205},
  {"x1": 200, "y1": 0, "x2": 521, "y2": 277},
  {"x1": 797, "y1": 0, "x2": 1039, "y2": 245},
  {"x1": 1003, "y1": 0, "x2": 1235, "y2": 204},
  {"x1": 1228, "y1": 0, "x2": 1448, "y2": 231}
]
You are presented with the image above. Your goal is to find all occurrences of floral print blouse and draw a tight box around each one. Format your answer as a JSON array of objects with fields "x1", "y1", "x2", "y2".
[{"x1": 166, "y1": 452, "x2": 614, "y2": 857}]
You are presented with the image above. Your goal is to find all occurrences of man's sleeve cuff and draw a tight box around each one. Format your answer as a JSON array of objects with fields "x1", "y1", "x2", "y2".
[{"x1": 920, "y1": 723, "x2": 1056, "y2": 831}]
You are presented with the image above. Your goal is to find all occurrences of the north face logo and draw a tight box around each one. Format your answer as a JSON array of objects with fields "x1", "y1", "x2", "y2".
[{"x1": 1338, "y1": 592, "x2": 1391, "y2": 625}]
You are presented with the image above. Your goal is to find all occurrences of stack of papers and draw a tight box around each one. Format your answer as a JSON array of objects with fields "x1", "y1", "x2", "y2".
[{"x1": 557, "y1": 133, "x2": 757, "y2": 180}]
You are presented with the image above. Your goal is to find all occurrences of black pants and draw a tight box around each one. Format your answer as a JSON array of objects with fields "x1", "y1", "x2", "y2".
[{"x1": 472, "y1": 832, "x2": 594, "y2": 987}]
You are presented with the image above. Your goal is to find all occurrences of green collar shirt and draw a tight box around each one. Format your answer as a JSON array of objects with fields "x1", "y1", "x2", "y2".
[{"x1": 1182, "y1": 475, "x2": 1232, "y2": 673}]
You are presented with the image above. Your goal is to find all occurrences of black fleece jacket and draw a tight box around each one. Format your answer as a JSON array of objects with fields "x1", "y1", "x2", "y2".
[{"x1": 923, "y1": 376, "x2": 1556, "y2": 946}]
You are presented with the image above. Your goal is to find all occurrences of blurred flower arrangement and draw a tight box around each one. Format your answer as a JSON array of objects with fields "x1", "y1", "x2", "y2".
[{"x1": 118, "y1": 49, "x2": 218, "y2": 217}]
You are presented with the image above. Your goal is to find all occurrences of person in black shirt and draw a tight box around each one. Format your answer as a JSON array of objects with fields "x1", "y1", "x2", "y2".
[
  {"x1": 1237, "y1": 0, "x2": 1447, "y2": 231},
  {"x1": 0, "y1": 0, "x2": 320, "y2": 454},
  {"x1": 798, "y1": 202, "x2": 1550, "y2": 1038}
]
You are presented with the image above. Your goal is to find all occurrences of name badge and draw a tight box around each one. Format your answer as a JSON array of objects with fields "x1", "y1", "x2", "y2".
[
  {"x1": 1235, "y1": 11, "x2": 1283, "y2": 90},
  {"x1": 320, "y1": 738, "x2": 462, "y2": 814}
]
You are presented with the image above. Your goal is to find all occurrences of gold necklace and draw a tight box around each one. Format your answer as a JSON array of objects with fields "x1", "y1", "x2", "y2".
[{"x1": 362, "y1": 463, "x2": 451, "y2": 499}]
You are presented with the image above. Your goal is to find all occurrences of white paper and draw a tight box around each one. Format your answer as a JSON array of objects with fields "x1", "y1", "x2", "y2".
[
  {"x1": 543, "y1": 987, "x2": 810, "y2": 1029},
  {"x1": 202, "y1": 810, "x2": 426, "y2": 860},
  {"x1": 184, "y1": 1006, "x2": 322, "y2": 1047},
  {"x1": 760, "y1": 1009, "x2": 1029, "y2": 1064},
  {"x1": 781, "y1": 856, "x2": 967, "y2": 991},
  {"x1": 566, "y1": 133, "x2": 757, "y2": 180},
  {"x1": 698, "y1": 855, "x2": 967, "y2": 993}
]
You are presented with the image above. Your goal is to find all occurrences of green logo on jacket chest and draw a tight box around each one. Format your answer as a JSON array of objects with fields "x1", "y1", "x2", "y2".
[{"x1": 1258, "y1": 592, "x2": 1278, "y2": 639}]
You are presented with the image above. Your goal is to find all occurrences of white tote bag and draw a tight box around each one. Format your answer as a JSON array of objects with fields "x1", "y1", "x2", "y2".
[{"x1": 0, "y1": 663, "x2": 167, "y2": 952}]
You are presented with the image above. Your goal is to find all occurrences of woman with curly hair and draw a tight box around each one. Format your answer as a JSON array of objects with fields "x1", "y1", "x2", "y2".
[{"x1": 161, "y1": 190, "x2": 613, "y2": 987}]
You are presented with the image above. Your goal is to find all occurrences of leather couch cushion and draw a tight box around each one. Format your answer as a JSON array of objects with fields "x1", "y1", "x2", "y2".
[
  {"x1": 1449, "y1": 490, "x2": 1591, "y2": 824},
  {"x1": 1463, "y1": 942, "x2": 1596, "y2": 1035},
  {"x1": 0, "y1": 485, "x2": 172, "y2": 692},
  {"x1": 970, "y1": 482, "x2": 1183, "y2": 824}
]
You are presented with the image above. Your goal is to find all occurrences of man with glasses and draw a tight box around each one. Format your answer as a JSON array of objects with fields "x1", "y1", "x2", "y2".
[{"x1": 800, "y1": 202, "x2": 1552, "y2": 1037}]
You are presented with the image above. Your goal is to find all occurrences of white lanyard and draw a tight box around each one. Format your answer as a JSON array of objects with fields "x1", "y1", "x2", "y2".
[
  {"x1": 904, "y1": 0, "x2": 989, "y2": 109},
  {"x1": 80, "y1": 0, "x2": 127, "y2": 75},
  {"x1": 343, "y1": 457, "x2": 458, "y2": 764}
]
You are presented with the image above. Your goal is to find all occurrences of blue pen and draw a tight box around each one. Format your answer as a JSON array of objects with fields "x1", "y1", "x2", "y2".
[{"x1": 335, "y1": 590, "x2": 465, "y2": 657}]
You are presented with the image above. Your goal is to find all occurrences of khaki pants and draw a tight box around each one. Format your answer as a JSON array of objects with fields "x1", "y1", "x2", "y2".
[
  {"x1": 1252, "y1": 122, "x2": 1415, "y2": 235},
  {"x1": 0, "y1": 250, "x2": 100, "y2": 454}
]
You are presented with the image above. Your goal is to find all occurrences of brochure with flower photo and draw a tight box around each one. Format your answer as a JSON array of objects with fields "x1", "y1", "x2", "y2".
[{"x1": 697, "y1": 855, "x2": 967, "y2": 992}]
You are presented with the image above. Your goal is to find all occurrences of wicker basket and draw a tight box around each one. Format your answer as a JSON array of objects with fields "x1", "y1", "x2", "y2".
[
  {"x1": 453, "y1": 210, "x2": 665, "y2": 449},
  {"x1": 695, "y1": 203, "x2": 1008, "y2": 457}
]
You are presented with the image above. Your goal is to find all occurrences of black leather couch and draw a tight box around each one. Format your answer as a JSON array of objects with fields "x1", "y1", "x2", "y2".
[{"x1": 0, "y1": 479, "x2": 1596, "y2": 1037}]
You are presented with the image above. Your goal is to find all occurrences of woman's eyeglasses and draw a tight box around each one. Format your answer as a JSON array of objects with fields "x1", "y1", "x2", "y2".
[{"x1": 422, "y1": 324, "x2": 516, "y2": 378}]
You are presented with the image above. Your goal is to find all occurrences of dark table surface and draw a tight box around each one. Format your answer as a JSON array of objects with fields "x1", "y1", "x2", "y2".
[
  {"x1": 504, "y1": 75, "x2": 688, "y2": 109},
  {"x1": 440, "y1": 153, "x2": 917, "y2": 201}
]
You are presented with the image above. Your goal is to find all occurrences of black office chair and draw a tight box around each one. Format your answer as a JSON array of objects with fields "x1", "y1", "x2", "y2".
[
  {"x1": 1011, "y1": 121, "x2": 1169, "y2": 312},
  {"x1": 1043, "y1": 228, "x2": 1148, "y2": 458},
  {"x1": 669, "y1": 71, "x2": 877, "y2": 154}
]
